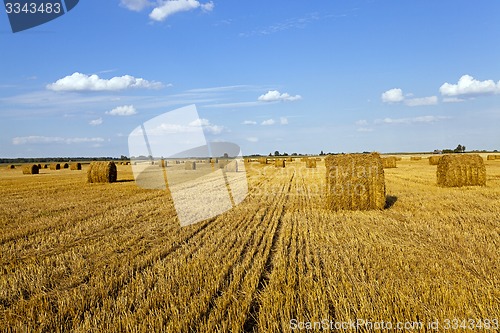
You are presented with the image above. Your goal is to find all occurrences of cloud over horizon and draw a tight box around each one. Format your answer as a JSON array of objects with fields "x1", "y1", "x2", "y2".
[{"x1": 47, "y1": 72, "x2": 163, "y2": 92}]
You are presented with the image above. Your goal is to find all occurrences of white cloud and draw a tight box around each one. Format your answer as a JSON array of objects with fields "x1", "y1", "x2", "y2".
[
  {"x1": 442, "y1": 97, "x2": 466, "y2": 103},
  {"x1": 246, "y1": 137, "x2": 258, "y2": 142},
  {"x1": 242, "y1": 120, "x2": 257, "y2": 125},
  {"x1": 355, "y1": 119, "x2": 368, "y2": 126},
  {"x1": 107, "y1": 105, "x2": 137, "y2": 116},
  {"x1": 381, "y1": 88, "x2": 404, "y2": 103},
  {"x1": 89, "y1": 117, "x2": 103, "y2": 126},
  {"x1": 47, "y1": 72, "x2": 163, "y2": 92},
  {"x1": 188, "y1": 118, "x2": 224, "y2": 134},
  {"x1": 375, "y1": 115, "x2": 450, "y2": 125},
  {"x1": 261, "y1": 119, "x2": 275, "y2": 126},
  {"x1": 382, "y1": 88, "x2": 437, "y2": 106},
  {"x1": 356, "y1": 127, "x2": 373, "y2": 132},
  {"x1": 439, "y1": 75, "x2": 500, "y2": 97},
  {"x1": 149, "y1": 0, "x2": 214, "y2": 22},
  {"x1": 12, "y1": 136, "x2": 105, "y2": 145},
  {"x1": 258, "y1": 90, "x2": 302, "y2": 102},
  {"x1": 280, "y1": 117, "x2": 288, "y2": 125},
  {"x1": 120, "y1": 0, "x2": 152, "y2": 11},
  {"x1": 404, "y1": 96, "x2": 438, "y2": 107}
]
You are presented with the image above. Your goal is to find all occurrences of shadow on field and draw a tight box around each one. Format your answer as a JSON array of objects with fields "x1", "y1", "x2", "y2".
[
  {"x1": 115, "y1": 179, "x2": 135, "y2": 183},
  {"x1": 385, "y1": 195, "x2": 398, "y2": 209}
]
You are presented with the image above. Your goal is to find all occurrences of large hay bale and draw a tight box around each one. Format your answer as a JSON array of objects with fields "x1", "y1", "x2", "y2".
[
  {"x1": 50, "y1": 163, "x2": 60, "y2": 170},
  {"x1": 410, "y1": 156, "x2": 422, "y2": 161},
  {"x1": 382, "y1": 157, "x2": 397, "y2": 168},
  {"x1": 87, "y1": 162, "x2": 117, "y2": 183},
  {"x1": 306, "y1": 159, "x2": 317, "y2": 168},
  {"x1": 23, "y1": 164, "x2": 39, "y2": 175},
  {"x1": 429, "y1": 155, "x2": 442, "y2": 165},
  {"x1": 437, "y1": 154, "x2": 486, "y2": 187},
  {"x1": 275, "y1": 159, "x2": 285, "y2": 168},
  {"x1": 325, "y1": 153, "x2": 386, "y2": 211},
  {"x1": 70, "y1": 163, "x2": 82, "y2": 170},
  {"x1": 62, "y1": 163, "x2": 69, "y2": 169},
  {"x1": 185, "y1": 161, "x2": 196, "y2": 170}
]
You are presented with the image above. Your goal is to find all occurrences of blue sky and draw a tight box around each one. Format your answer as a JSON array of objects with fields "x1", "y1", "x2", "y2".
[{"x1": 1, "y1": 0, "x2": 500, "y2": 158}]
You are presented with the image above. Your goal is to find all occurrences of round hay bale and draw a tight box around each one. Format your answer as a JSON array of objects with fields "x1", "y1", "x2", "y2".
[
  {"x1": 8, "y1": 165, "x2": 15, "y2": 169},
  {"x1": 37, "y1": 164, "x2": 42, "y2": 169},
  {"x1": 382, "y1": 157, "x2": 397, "y2": 168},
  {"x1": 275, "y1": 159, "x2": 285, "y2": 168},
  {"x1": 185, "y1": 161, "x2": 196, "y2": 170},
  {"x1": 258, "y1": 157, "x2": 268, "y2": 164},
  {"x1": 410, "y1": 156, "x2": 422, "y2": 161},
  {"x1": 50, "y1": 163, "x2": 61, "y2": 170},
  {"x1": 70, "y1": 163, "x2": 82, "y2": 170},
  {"x1": 23, "y1": 164, "x2": 39, "y2": 175},
  {"x1": 429, "y1": 155, "x2": 442, "y2": 165},
  {"x1": 62, "y1": 163, "x2": 69, "y2": 169},
  {"x1": 487, "y1": 155, "x2": 497, "y2": 161},
  {"x1": 87, "y1": 162, "x2": 117, "y2": 183},
  {"x1": 306, "y1": 159, "x2": 317, "y2": 168},
  {"x1": 437, "y1": 154, "x2": 486, "y2": 187},
  {"x1": 325, "y1": 153, "x2": 386, "y2": 211},
  {"x1": 43, "y1": 164, "x2": 49, "y2": 169}
]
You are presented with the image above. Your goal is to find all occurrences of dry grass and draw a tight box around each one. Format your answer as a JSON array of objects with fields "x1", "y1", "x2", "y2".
[
  {"x1": 325, "y1": 153, "x2": 386, "y2": 210},
  {"x1": 437, "y1": 154, "x2": 486, "y2": 187},
  {"x1": 0, "y1": 157, "x2": 499, "y2": 332},
  {"x1": 87, "y1": 162, "x2": 117, "y2": 183}
]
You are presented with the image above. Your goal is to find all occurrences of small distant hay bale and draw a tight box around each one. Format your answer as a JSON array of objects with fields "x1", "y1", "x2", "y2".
[
  {"x1": 306, "y1": 159, "x2": 317, "y2": 168},
  {"x1": 382, "y1": 157, "x2": 397, "y2": 168},
  {"x1": 410, "y1": 156, "x2": 422, "y2": 161},
  {"x1": 43, "y1": 164, "x2": 48, "y2": 169},
  {"x1": 395, "y1": 157, "x2": 402, "y2": 161},
  {"x1": 50, "y1": 163, "x2": 61, "y2": 170},
  {"x1": 429, "y1": 156, "x2": 442, "y2": 165},
  {"x1": 62, "y1": 163, "x2": 69, "y2": 169},
  {"x1": 223, "y1": 160, "x2": 238, "y2": 172},
  {"x1": 325, "y1": 153, "x2": 386, "y2": 211},
  {"x1": 275, "y1": 159, "x2": 285, "y2": 168},
  {"x1": 259, "y1": 157, "x2": 268, "y2": 164},
  {"x1": 160, "y1": 160, "x2": 166, "y2": 168},
  {"x1": 437, "y1": 154, "x2": 486, "y2": 187},
  {"x1": 487, "y1": 155, "x2": 497, "y2": 161},
  {"x1": 23, "y1": 164, "x2": 39, "y2": 175},
  {"x1": 286, "y1": 157, "x2": 293, "y2": 162},
  {"x1": 185, "y1": 161, "x2": 196, "y2": 170},
  {"x1": 8, "y1": 165, "x2": 15, "y2": 169},
  {"x1": 70, "y1": 163, "x2": 82, "y2": 170},
  {"x1": 315, "y1": 157, "x2": 321, "y2": 161},
  {"x1": 87, "y1": 162, "x2": 117, "y2": 183},
  {"x1": 496, "y1": 155, "x2": 500, "y2": 160},
  {"x1": 37, "y1": 164, "x2": 42, "y2": 169}
]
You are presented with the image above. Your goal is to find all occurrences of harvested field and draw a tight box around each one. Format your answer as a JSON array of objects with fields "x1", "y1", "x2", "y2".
[{"x1": 0, "y1": 156, "x2": 499, "y2": 332}]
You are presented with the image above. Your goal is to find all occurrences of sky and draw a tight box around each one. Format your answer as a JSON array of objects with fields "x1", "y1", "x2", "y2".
[{"x1": 1, "y1": 0, "x2": 500, "y2": 158}]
